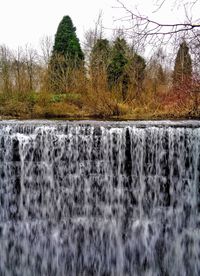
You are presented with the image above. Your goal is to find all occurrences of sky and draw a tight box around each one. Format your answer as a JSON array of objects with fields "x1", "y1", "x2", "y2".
[
  {"x1": 0, "y1": 0, "x2": 199, "y2": 52},
  {"x1": 0, "y1": 0, "x2": 116, "y2": 50}
]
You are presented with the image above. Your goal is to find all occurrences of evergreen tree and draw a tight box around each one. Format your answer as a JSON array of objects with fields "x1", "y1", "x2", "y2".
[
  {"x1": 107, "y1": 38, "x2": 128, "y2": 88},
  {"x1": 173, "y1": 41, "x2": 192, "y2": 85},
  {"x1": 53, "y1": 16, "x2": 84, "y2": 61},
  {"x1": 107, "y1": 37, "x2": 146, "y2": 100},
  {"x1": 50, "y1": 16, "x2": 84, "y2": 93},
  {"x1": 107, "y1": 37, "x2": 130, "y2": 100}
]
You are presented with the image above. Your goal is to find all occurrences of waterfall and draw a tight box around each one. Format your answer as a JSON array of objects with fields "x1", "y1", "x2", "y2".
[{"x1": 0, "y1": 120, "x2": 199, "y2": 276}]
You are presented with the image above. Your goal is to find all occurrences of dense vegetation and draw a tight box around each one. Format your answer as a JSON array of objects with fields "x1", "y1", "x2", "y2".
[{"x1": 0, "y1": 15, "x2": 199, "y2": 119}]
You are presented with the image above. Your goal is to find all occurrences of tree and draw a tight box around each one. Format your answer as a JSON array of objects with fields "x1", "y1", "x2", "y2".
[
  {"x1": 106, "y1": 37, "x2": 146, "y2": 100},
  {"x1": 89, "y1": 38, "x2": 111, "y2": 93},
  {"x1": 145, "y1": 49, "x2": 167, "y2": 97},
  {"x1": 157, "y1": 64, "x2": 166, "y2": 84},
  {"x1": 0, "y1": 45, "x2": 12, "y2": 94},
  {"x1": 114, "y1": 0, "x2": 200, "y2": 57},
  {"x1": 40, "y1": 35, "x2": 53, "y2": 66},
  {"x1": 107, "y1": 37, "x2": 129, "y2": 99},
  {"x1": 53, "y1": 16, "x2": 84, "y2": 62},
  {"x1": 50, "y1": 15, "x2": 84, "y2": 93},
  {"x1": 90, "y1": 39, "x2": 110, "y2": 72},
  {"x1": 173, "y1": 41, "x2": 192, "y2": 85},
  {"x1": 83, "y1": 11, "x2": 104, "y2": 67},
  {"x1": 24, "y1": 45, "x2": 38, "y2": 91},
  {"x1": 12, "y1": 47, "x2": 25, "y2": 93},
  {"x1": 127, "y1": 53, "x2": 146, "y2": 97}
]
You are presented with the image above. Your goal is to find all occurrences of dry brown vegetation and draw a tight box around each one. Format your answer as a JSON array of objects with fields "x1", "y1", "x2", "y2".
[{"x1": 0, "y1": 39, "x2": 199, "y2": 120}]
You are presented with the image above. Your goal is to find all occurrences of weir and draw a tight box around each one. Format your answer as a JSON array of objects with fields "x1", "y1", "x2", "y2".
[{"x1": 0, "y1": 120, "x2": 199, "y2": 275}]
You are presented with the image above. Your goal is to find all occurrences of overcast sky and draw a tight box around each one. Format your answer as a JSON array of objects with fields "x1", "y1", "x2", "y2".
[
  {"x1": 0, "y1": 0, "x2": 116, "y2": 50},
  {"x1": 0, "y1": 0, "x2": 199, "y2": 51}
]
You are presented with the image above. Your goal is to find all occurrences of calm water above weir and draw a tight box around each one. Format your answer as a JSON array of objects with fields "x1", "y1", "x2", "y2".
[{"x1": 0, "y1": 120, "x2": 200, "y2": 276}]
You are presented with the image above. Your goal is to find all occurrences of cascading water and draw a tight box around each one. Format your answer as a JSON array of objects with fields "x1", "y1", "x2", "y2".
[{"x1": 0, "y1": 120, "x2": 200, "y2": 276}]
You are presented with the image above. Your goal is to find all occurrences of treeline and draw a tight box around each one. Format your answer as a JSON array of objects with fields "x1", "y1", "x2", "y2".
[{"x1": 0, "y1": 15, "x2": 198, "y2": 119}]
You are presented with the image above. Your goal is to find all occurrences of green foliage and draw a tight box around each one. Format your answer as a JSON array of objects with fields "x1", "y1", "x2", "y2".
[
  {"x1": 27, "y1": 92, "x2": 38, "y2": 104},
  {"x1": 173, "y1": 41, "x2": 192, "y2": 85},
  {"x1": 50, "y1": 93, "x2": 82, "y2": 107},
  {"x1": 50, "y1": 16, "x2": 84, "y2": 93},
  {"x1": 51, "y1": 94, "x2": 66, "y2": 103},
  {"x1": 106, "y1": 38, "x2": 146, "y2": 99},
  {"x1": 107, "y1": 38, "x2": 128, "y2": 87},
  {"x1": 53, "y1": 16, "x2": 84, "y2": 61}
]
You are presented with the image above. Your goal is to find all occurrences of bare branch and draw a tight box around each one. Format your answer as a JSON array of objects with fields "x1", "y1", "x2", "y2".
[
  {"x1": 152, "y1": 0, "x2": 166, "y2": 13},
  {"x1": 116, "y1": 0, "x2": 200, "y2": 35}
]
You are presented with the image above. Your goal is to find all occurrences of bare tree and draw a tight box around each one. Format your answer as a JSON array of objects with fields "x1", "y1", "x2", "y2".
[
  {"x1": 24, "y1": 45, "x2": 38, "y2": 91},
  {"x1": 0, "y1": 45, "x2": 13, "y2": 94},
  {"x1": 12, "y1": 47, "x2": 26, "y2": 93},
  {"x1": 40, "y1": 35, "x2": 53, "y2": 66},
  {"x1": 83, "y1": 11, "x2": 104, "y2": 68},
  {"x1": 114, "y1": 0, "x2": 200, "y2": 48}
]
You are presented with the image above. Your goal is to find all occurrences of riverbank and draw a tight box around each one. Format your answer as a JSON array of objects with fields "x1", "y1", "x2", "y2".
[
  {"x1": 0, "y1": 110, "x2": 199, "y2": 121},
  {"x1": 0, "y1": 91, "x2": 199, "y2": 121},
  {"x1": 0, "y1": 115, "x2": 199, "y2": 122}
]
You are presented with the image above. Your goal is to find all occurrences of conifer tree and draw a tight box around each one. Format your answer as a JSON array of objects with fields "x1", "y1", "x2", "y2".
[
  {"x1": 53, "y1": 16, "x2": 84, "y2": 61},
  {"x1": 50, "y1": 16, "x2": 84, "y2": 93},
  {"x1": 107, "y1": 37, "x2": 130, "y2": 100},
  {"x1": 107, "y1": 37, "x2": 128, "y2": 88},
  {"x1": 173, "y1": 41, "x2": 192, "y2": 85},
  {"x1": 107, "y1": 37, "x2": 146, "y2": 100}
]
